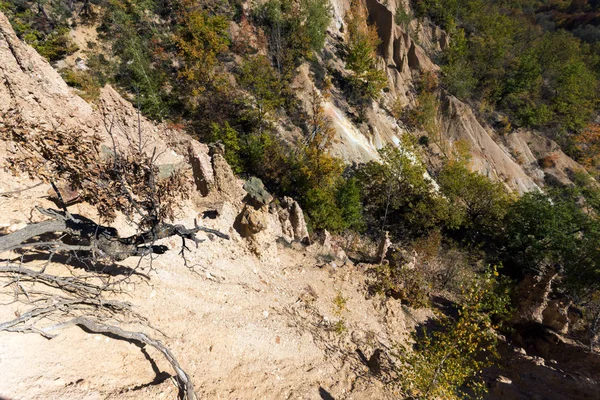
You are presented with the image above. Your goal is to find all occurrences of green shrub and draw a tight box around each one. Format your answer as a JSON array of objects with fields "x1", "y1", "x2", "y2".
[
  {"x1": 6, "y1": 4, "x2": 78, "y2": 62},
  {"x1": 396, "y1": 266, "x2": 511, "y2": 399},
  {"x1": 425, "y1": 0, "x2": 599, "y2": 134},
  {"x1": 370, "y1": 261, "x2": 432, "y2": 308},
  {"x1": 209, "y1": 122, "x2": 243, "y2": 174},
  {"x1": 356, "y1": 138, "x2": 449, "y2": 238},
  {"x1": 405, "y1": 91, "x2": 439, "y2": 136},
  {"x1": 34, "y1": 27, "x2": 79, "y2": 61},
  {"x1": 60, "y1": 68, "x2": 102, "y2": 101},
  {"x1": 395, "y1": 5, "x2": 412, "y2": 28}
]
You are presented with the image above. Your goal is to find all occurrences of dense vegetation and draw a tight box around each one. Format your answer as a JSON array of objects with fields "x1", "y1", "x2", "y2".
[{"x1": 413, "y1": 0, "x2": 600, "y2": 143}]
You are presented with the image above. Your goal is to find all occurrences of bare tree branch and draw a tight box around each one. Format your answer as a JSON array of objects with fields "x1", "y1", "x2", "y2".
[{"x1": 0, "y1": 208, "x2": 229, "y2": 261}]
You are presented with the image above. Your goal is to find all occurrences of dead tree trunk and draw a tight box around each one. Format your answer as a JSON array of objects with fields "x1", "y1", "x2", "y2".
[{"x1": 0, "y1": 207, "x2": 229, "y2": 261}]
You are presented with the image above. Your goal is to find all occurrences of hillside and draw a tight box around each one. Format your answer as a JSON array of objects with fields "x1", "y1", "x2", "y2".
[{"x1": 1, "y1": 0, "x2": 600, "y2": 399}]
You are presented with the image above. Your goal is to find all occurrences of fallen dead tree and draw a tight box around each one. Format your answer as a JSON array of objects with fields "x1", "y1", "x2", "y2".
[
  {"x1": 0, "y1": 206, "x2": 229, "y2": 261},
  {"x1": 0, "y1": 109, "x2": 229, "y2": 399}
]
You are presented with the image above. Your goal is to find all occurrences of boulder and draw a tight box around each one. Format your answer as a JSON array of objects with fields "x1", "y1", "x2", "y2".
[
  {"x1": 243, "y1": 177, "x2": 273, "y2": 209},
  {"x1": 234, "y1": 205, "x2": 267, "y2": 238},
  {"x1": 542, "y1": 300, "x2": 571, "y2": 334}
]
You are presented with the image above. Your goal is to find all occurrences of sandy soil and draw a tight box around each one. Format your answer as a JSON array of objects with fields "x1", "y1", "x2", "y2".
[{"x1": 0, "y1": 172, "x2": 429, "y2": 400}]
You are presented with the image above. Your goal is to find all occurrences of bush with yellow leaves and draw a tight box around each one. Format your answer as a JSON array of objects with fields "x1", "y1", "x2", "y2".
[{"x1": 395, "y1": 266, "x2": 512, "y2": 400}]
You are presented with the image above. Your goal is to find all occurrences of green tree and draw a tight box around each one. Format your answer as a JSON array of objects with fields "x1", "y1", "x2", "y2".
[
  {"x1": 502, "y1": 188, "x2": 600, "y2": 301},
  {"x1": 441, "y1": 28, "x2": 476, "y2": 99},
  {"x1": 394, "y1": 5, "x2": 412, "y2": 28},
  {"x1": 173, "y1": 0, "x2": 230, "y2": 108},
  {"x1": 291, "y1": 88, "x2": 363, "y2": 231},
  {"x1": 253, "y1": 0, "x2": 330, "y2": 80},
  {"x1": 345, "y1": 0, "x2": 387, "y2": 110},
  {"x1": 356, "y1": 137, "x2": 448, "y2": 238},
  {"x1": 301, "y1": 0, "x2": 332, "y2": 51},
  {"x1": 238, "y1": 55, "x2": 284, "y2": 132},
  {"x1": 438, "y1": 161, "x2": 512, "y2": 240},
  {"x1": 336, "y1": 177, "x2": 365, "y2": 231}
]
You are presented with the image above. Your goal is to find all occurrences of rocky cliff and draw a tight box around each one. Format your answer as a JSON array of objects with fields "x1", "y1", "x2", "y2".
[{"x1": 308, "y1": 0, "x2": 587, "y2": 193}]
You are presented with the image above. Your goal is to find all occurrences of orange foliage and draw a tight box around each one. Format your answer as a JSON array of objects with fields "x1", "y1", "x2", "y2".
[
  {"x1": 573, "y1": 123, "x2": 600, "y2": 175},
  {"x1": 538, "y1": 153, "x2": 560, "y2": 169}
]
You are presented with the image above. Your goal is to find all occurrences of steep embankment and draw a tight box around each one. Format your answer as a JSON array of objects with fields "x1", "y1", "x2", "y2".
[
  {"x1": 1, "y1": 6, "x2": 599, "y2": 400},
  {"x1": 0, "y1": 11, "x2": 427, "y2": 399}
]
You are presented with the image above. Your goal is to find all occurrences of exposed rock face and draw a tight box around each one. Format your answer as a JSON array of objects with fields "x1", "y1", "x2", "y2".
[
  {"x1": 0, "y1": 11, "x2": 183, "y2": 169},
  {"x1": 364, "y1": 0, "x2": 439, "y2": 75},
  {"x1": 365, "y1": 0, "x2": 394, "y2": 61},
  {"x1": 319, "y1": 1, "x2": 588, "y2": 195},
  {"x1": 282, "y1": 196, "x2": 310, "y2": 242},
  {"x1": 504, "y1": 129, "x2": 586, "y2": 187},
  {"x1": 188, "y1": 141, "x2": 214, "y2": 196},
  {"x1": 0, "y1": 11, "x2": 90, "y2": 123},
  {"x1": 513, "y1": 270, "x2": 559, "y2": 325},
  {"x1": 438, "y1": 93, "x2": 540, "y2": 193}
]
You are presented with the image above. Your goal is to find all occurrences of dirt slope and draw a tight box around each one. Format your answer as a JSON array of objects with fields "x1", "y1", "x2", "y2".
[{"x1": 0, "y1": 10, "x2": 427, "y2": 399}]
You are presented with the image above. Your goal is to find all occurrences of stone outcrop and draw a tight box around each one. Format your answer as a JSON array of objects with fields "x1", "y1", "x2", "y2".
[
  {"x1": 188, "y1": 141, "x2": 214, "y2": 196},
  {"x1": 542, "y1": 300, "x2": 571, "y2": 334},
  {"x1": 318, "y1": 229, "x2": 347, "y2": 261},
  {"x1": 376, "y1": 231, "x2": 391, "y2": 264},
  {"x1": 513, "y1": 269, "x2": 560, "y2": 326},
  {"x1": 209, "y1": 144, "x2": 245, "y2": 200},
  {"x1": 281, "y1": 196, "x2": 310, "y2": 242}
]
